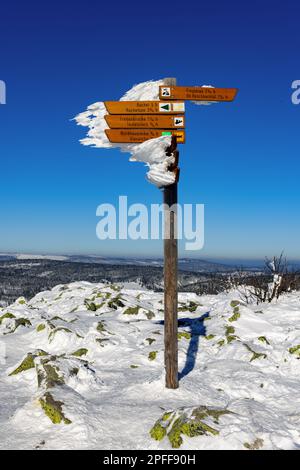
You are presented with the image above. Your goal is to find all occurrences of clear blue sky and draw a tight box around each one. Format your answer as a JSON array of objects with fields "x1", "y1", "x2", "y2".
[{"x1": 0, "y1": 0, "x2": 299, "y2": 261}]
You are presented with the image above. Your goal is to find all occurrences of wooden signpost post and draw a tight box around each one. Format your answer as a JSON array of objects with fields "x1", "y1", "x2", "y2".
[{"x1": 104, "y1": 79, "x2": 238, "y2": 389}]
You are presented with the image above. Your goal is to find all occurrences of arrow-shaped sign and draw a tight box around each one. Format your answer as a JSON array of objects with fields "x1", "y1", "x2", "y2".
[
  {"x1": 105, "y1": 129, "x2": 185, "y2": 144},
  {"x1": 104, "y1": 101, "x2": 185, "y2": 115},
  {"x1": 104, "y1": 115, "x2": 185, "y2": 129},
  {"x1": 159, "y1": 86, "x2": 238, "y2": 101}
]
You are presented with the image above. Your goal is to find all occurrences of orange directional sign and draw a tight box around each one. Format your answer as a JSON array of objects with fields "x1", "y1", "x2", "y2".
[
  {"x1": 159, "y1": 86, "x2": 238, "y2": 102},
  {"x1": 105, "y1": 114, "x2": 185, "y2": 129},
  {"x1": 105, "y1": 129, "x2": 185, "y2": 144},
  {"x1": 104, "y1": 101, "x2": 185, "y2": 115}
]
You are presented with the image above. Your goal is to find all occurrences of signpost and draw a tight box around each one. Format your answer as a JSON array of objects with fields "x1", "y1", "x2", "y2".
[
  {"x1": 159, "y1": 85, "x2": 238, "y2": 102},
  {"x1": 104, "y1": 101, "x2": 185, "y2": 115},
  {"x1": 105, "y1": 129, "x2": 185, "y2": 144},
  {"x1": 104, "y1": 114, "x2": 185, "y2": 129},
  {"x1": 100, "y1": 79, "x2": 238, "y2": 389}
]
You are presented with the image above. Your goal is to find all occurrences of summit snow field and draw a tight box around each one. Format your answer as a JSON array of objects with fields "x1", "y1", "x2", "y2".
[{"x1": 0, "y1": 281, "x2": 300, "y2": 450}]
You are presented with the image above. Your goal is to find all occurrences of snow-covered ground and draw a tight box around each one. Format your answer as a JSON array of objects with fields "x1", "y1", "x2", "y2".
[{"x1": 0, "y1": 281, "x2": 299, "y2": 450}]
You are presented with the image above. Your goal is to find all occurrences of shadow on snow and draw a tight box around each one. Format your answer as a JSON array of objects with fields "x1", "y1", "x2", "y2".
[{"x1": 155, "y1": 312, "x2": 209, "y2": 381}]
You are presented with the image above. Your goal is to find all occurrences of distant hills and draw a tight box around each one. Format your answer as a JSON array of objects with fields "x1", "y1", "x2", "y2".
[{"x1": 0, "y1": 253, "x2": 260, "y2": 273}]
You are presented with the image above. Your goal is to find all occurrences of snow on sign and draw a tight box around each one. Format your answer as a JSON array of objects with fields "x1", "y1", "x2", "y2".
[
  {"x1": 105, "y1": 129, "x2": 185, "y2": 144},
  {"x1": 104, "y1": 114, "x2": 185, "y2": 129},
  {"x1": 104, "y1": 101, "x2": 185, "y2": 115},
  {"x1": 159, "y1": 86, "x2": 238, "y2": 101}
]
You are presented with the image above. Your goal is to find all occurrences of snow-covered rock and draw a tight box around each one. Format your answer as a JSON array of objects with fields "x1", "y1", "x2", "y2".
[{"x1": 0, "y1": 282, "x2": 300, "y2": 449}]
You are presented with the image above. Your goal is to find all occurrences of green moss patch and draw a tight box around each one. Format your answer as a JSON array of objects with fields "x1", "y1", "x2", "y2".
[
  {"x1": 178, "y1": 331, "x2": 191, "y2": 340},
  {"x1": 123, "y1": 306, "x2": 140, "y2": 315},
  {"x1": 258, "y1": 336, "x2": 270, "y2": 345},
  {"x1": 178, "y1": 301, "x2": 201, "y2": 313},
  {"x1": 84, "y1": 300, "x2": 103, "y2": 311},
  {"x1": 0, "y1": 312, "x2": 16, "y2": 325},
  {"x1": 71, "y1": 348, "x2": 88, "y2": 357},
  {"x1": 289, "y1": 344, "x2": 300, "y2": 357},
  {"x1": 39, "y1": 392, "x2": 71, "y2": 425},
  {"x1": 225, "y1": 325, "x2": 238, "y2": 344},
  {"x1": 205, "y1": 334, "x2": 215, "y2": 340},
  {"x1": 9, "y1": 353, "x2": 35, "y2": 376},
  {"x1": 9, "y1": 350, "x2": 47, "y2": 376},
  {"x1": 228, "y1": 308, "x2": 240, "y2": 323},
  {"x1": 244, "y1": 344, "x2": 267, "y2": 362},
  {"x1": 36, "y1": 323, "x2": 46, "y2": 332},
  {"x1": 150, "y1": 406, "x2": 231, "y2": 448},
  {"x1": 148, "y1": 351, "x2": 157, "y2": 361}
]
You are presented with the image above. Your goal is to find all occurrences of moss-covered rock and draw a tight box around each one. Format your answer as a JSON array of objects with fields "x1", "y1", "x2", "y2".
[
  {"x1": 14, "y1": 318, "x2": 32, "y2": 330},
  {"x1": 36, "y1": 323, "x2": 46, "y2": 332},
  {"x1": 178, "y1": 331, "x2": 191, "y2": 340},
  {"x1": 37, "y1": 359, "x2": 65, "y2": 389},
  {"x1": 96, "y1": 321, "x2": 106, "y2": 333},
  {"x1": 178, "y1": 301, "x2": 201, "y2": 313},
  {"x1": 9, "y1": 350, "x2": 47, "y2": 376},
  {"x1": 0, "y1": 312, "x2": 16, "y2": 325},
  {"x1": 289, "y1": 344, "x2": 300, "y2": 357},
  {"x1": 150, "y1": 419, "x2": 167, "y2": 441},
  {"x1": 84, "y1": 300, "x2": 103, "y2": 312},
  {"x1": 145, "y1": 338, "x2": 156, "y2": 345},
  {"x1": 71, "y1": 348, "x2": 88, "y2": 357},
  {"x1": 225, "y1": 325, "x2": 238, "y2": 343},
  {"x1": 244, "y1": 438, "x2": 264, "y2": 450},
  {"x1": 244, "y1": 344, "x2": 267, "y2": 362},
  {"x1": 258, "y1": 336, "x2": 270, "y2": 345},
  {"x1": 145, "y1": 310, "x2": 155, "y2": 320},
  {"x1": 230, "y1": 300, "x2": 240, "y2": 308},
  {"x1": 167, "y1": 417, "x2": 184, "y2": 448},
  {"x1": 48, "y1": 327, "x2": 72, "y2": 342},
  {"x1": 148, "y1": 351, "x2": 157, "y2": 361},
  {"x1": 50, "y1": 316, "x2": 65, "y2": 322},
  {"x1": 150, "y1": 406, "x2": 230, "y2": 448},
  {"x1": 205, "y1": 334, "x2": 215, "y2": 340},
  {"x1": 9, "y1": 353, "x2": 35, "y2": 376},
  {"x1": 123, "y1": 306, "x2": 140, "y2": 315},
  {"x1": 39, "y1": 392, "x2": 71, "y2": 425},
  {"x1": 108, "y1": 296, "x2": 125, "y2": 310},
  {"x1": 228, "y1": 307, "x2": 240, "y2": 323}
]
